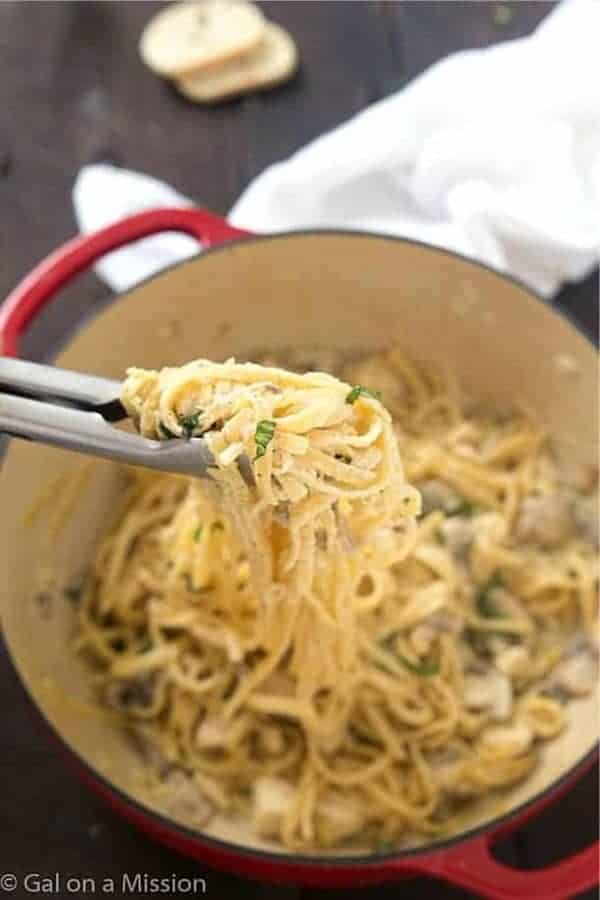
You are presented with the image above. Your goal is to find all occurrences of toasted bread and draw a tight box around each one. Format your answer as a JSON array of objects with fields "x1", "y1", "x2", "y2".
[
  {"x1": 175, "y1": 22, "x2": 298, "y2": 103},
  {"x1": 140, "y1": 0, "x2": 266, "y2": 78}
]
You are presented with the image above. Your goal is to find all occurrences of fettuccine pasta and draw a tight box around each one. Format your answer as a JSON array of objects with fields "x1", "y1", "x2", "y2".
[{"x1": 74, "y1": 348, "x2": 598, "y2": 851}]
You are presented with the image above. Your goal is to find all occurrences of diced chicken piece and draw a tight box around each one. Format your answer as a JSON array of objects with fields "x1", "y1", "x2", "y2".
[
  {"x1": 195, "y1": 716, "x2": 227, "y2": 748},
  {"x1": 558, "y1": 461, "x2": 598, "y2": 494},
  {"x1": 479, "y1": 723, "x2": 533, "y2": 757},
  {"x1": 434, "y1": 766, "x2": 475, "y2": 797},
  {"x1": 464, "y1": 675, "x2": 494, "y2": 707},
  {"x1": 316, "y1": 792, "x2": 365, "y2": 845},
  {"x1": 464, "y1": 670, "x2": 513, "y2": 720},
  {"x1": 253, "y1": 776, "x2": 295, "y2": 839},
  {"x1": 495, "y1": 645, "x2": 531, "y2": 678},
  {"x1": 420, "y1": 480, "x2": 461, "y2": 515},
  {"x1": 572, "y1": 495, "x2": 599, "y2": 548},
  {"x1": 515, "y1": 494, "x2": 574, "y2": 548},
  {"x1": 440, "y1": 516, "x2": 475, "y2": 559},
  {"x1": 551, "y1": 651, "x2": 597, "y2": 697},
  {"x1": 159, "y1": 770, "x2": 213, "y2": 827}
]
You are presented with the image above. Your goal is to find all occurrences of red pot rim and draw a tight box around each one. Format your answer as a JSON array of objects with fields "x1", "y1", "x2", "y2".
[{"x1": 0, "y1": 208, "x2": 597, "y2": 895}]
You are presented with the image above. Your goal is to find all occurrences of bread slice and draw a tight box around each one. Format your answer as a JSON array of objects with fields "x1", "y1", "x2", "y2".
[
  {"x1": 140, "y1": 1, "x2": 266, "y2": 78},
  {"x1": 175, "y1": 22, "x2": 298, "y2": 103}
]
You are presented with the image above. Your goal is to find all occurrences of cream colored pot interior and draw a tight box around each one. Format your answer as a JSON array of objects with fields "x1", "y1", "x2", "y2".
[{"x1": 0, "y1": 234, "x2": 597, "y2": 856}]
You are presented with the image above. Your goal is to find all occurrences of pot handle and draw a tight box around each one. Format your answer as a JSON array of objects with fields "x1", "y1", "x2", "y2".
[
  {"x1": 0, "y1": 207, "x2": 249, "y2": 357},
  {"x1": 399, "y1": 833, "x2": 599, "y2": 899}
]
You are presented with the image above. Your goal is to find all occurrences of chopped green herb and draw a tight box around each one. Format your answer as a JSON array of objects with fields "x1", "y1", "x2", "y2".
[
  {"x1": 380, "y1": 632, "x2": 440, "y2": 676},
  {"x1": 466, "y1": 625, "x2": 518, "y2": 652},
  {"x1": 254, "y1": 419, "x2": 276, "y2": 460},
  {"x1": 375, "y1": 839, "x2": 396, "y2": 854},
  {"x1": 397, "y1": 653, "x2": 440, "y2": 676},
  {"x1": 345, "y1": 385, "x2": 382, "y2": 405},
  {"x1": 335, "y1": 453, "x2": 352, "y2": 465},
  {"x1": 465, "y1": 627, "x2": 490, "y2": 655},
  {"x1": 159, "y1": 423, "x2": 176, "y2": 439},
  {"x1": 476, "y1": 571, "x2": 505, "y2": 618},
  {"x1": 140, "y1": 636, "x2": 153, "y2": 653},
  {"x1": 434, "y1": 528, "x2": 446, "y2": 545},
  {"x1": 179, "y1": 410, "x2": 203, "y2": 438},
  {"x1": 193, "y1": 525, "x2": 203, "y2": 542},
  {"x1": 447, "y1": 499, "x2": 475, "y2": 517}
]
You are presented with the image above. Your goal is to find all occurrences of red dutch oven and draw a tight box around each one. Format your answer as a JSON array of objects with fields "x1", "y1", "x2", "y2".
[{"x1": 0, "y1": 208, "x2": 597, "y2": 897}]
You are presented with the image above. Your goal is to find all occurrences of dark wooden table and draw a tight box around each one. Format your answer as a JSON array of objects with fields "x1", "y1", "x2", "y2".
[{"x1": 1, "y1": 3, "x2": 597, "y2": 898}]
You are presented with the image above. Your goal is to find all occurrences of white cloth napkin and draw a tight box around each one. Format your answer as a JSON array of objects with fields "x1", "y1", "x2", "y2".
[{"x1": 73, "y1": 0, "x2": 600, "y2": 297}]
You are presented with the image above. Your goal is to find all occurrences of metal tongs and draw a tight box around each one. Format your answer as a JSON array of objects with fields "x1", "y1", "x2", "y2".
[{"x1": 0, "y1": 358, "x2": 214, "y2": 477}]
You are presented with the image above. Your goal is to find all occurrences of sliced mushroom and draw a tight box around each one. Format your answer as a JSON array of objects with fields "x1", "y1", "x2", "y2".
[
  {"x1": 128, "y1": 725, "x2": 171, "y2": 777},
  {"x1": 515, "y1": 493, "x2": 574, "y2": 548},
  {"x1": 159, "y1": 770, "x2": 214, "y2": 827},
  {"x1": 410, "y1": 624, "x2": 437, "y2": 655},
  {"x1": 102, "y1": 674, "x2": 156, "y2": 712},
  {"x1": 550, "y1": 650, "x2": 597, "y2": 697},
  {"x1": 420, "y1": 479, "x2": 461, "y2": 516},
  {"x1": 428, "y1": 749, "x2": 474, "y2": 797},
  {"x1": 479, "y1": 722, "x2": 533, "y2": 757},
  {"x1": 410, "y1": 609, "x2": 463, "y2": 656},
  {"x1": 432, "y1": 609, "x2": 464, "y2": 636},
  {"x1": 440, "y1": 516, "x2": 475, "y2": 560},
  {"x1": 463, "y1": 670, "x2": 513, "y2": 720}
]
